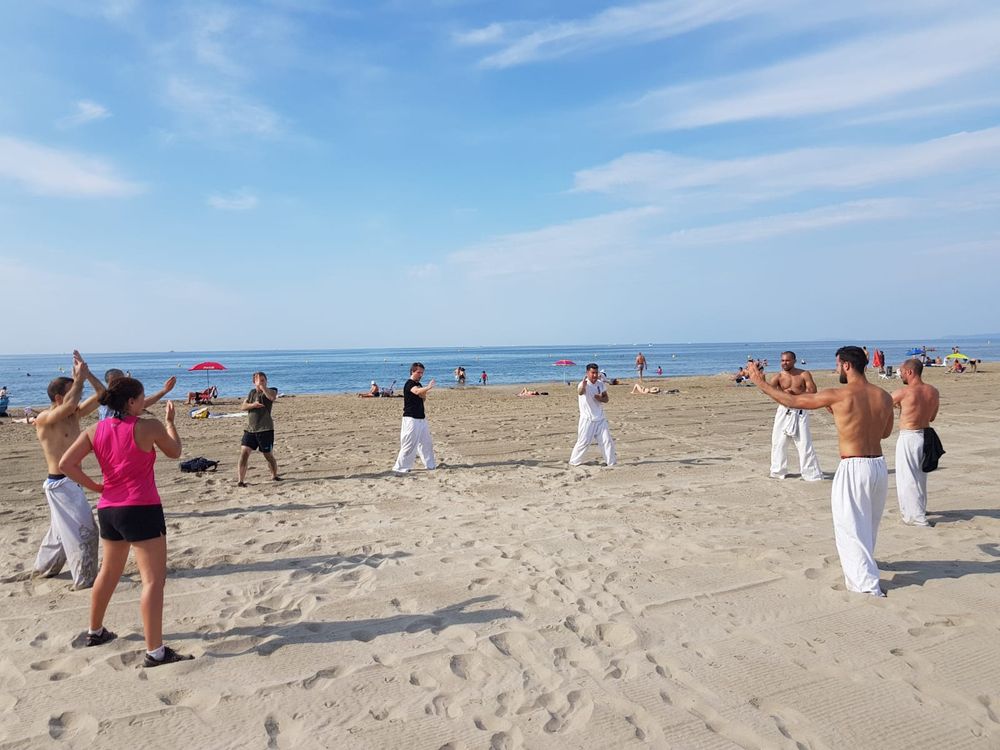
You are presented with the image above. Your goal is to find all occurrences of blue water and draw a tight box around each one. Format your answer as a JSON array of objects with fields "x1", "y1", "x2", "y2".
[{"x1": 1, "y1": 338, "x2": 995, "y2": 408}]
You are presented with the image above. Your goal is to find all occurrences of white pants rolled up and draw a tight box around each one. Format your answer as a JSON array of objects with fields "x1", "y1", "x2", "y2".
[
  {"x1": 570, "y1": 416, "x2": 616, "y2": 466},
  {"x1": 393, "y1": 417, "x2": 436, "y2": 472},
  {"x1": 895, "y1": 430, "x2": 929, "y2": 526},
  {"x1": 770, "y1": 406, "x2": 823, "y2": 481},
  {"x1": 831, "y1": 457, "x2": 887, "y2": 595}
]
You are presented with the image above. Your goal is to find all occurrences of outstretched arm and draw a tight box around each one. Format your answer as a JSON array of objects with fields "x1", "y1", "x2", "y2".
[
  {"x1": 144, "y1": 376, "x2": 177, "y2": 408},
  {"x1": 35, "y1": 352, "x2": 86, "y2": 426},
  {"x1": 747, "y1": 362, "x2": 837, "y2": 410},
  {"x1": 411, "y1": 379, "x2": 436, "y2": 398},
  {"x1": 152, "y1": 401, "x2": 182, "y2": 458}
]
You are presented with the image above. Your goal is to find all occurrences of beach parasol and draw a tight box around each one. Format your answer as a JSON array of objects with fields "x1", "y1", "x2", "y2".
[
  {"x1": 554, "y1": 359, "x2": 576, "y2": 384},
  {"x1": 189, "y1": 360, "x2": 226, "y2": 386},
  {"x1": 945, "y1": 352, "x2": 969, "y2": 360}
]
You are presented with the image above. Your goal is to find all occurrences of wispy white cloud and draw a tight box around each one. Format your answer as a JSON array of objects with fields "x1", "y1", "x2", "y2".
[
  {"x1": 207, "y1": 189, "x2": 258, "y2": 211},
  {"x1": 164, "y1": 77, "x2": 282, "y2": 138},
  {"x1": 458, "y1": 0, "x2": 774, "y2": 69},
  {"x1": 662, "y1": 199, "x2": 910, "y2": 247},
  {"x1": 448, "y1": 206, "x2": 661, "y2": 278},
  {"x1": 58, "y1": 99, "x2": 111, "y2": 128},
  {"x1": 631, "y1": 14, "x2": 1000, "y2": 129},
  {"x1": 574, "y1": 127, "x2": 1000, "y2": 202},
  {"x1": 0, "y1": 135, "x2": 142, "y2": 197}
]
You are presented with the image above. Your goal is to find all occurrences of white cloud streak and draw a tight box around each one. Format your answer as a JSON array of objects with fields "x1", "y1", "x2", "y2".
[
  {"x1": 165, "y1": 78, "x2": 282, "y2": 138},
  {"x1": 448, "y1": 206, "x2": 661, "y2": 278},
  {"x1": 0, "y1": 135, "x2": 142, "y2": 197},
  {"x1": 58, "y1": 100, "x2": 111, "y2": 128},
  {"x1": 574, "y1": 127, "x2": 1000, "y2": 201},
  {"x1": 207, "y1": 189, "x2": 259, "y2": 211},
  {"x1": 632, "y1": 14, "x2": 1000, "y2": 129}
]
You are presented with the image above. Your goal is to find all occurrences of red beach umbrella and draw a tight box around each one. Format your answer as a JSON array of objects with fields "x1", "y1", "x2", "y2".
[
  {"x1": 554, "y1": 359, "x2": 576, "y2": 384},
  {"x1": 189, "y1": 360, "x2": 226, "y2": 386}
]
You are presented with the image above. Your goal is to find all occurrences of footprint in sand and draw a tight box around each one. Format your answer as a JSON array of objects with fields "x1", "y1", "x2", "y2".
[
  {"x1": 48, "y1": 711, "x2": 98, "y2": 743},
  {"x1": 157, "y1": 688, "x2": 221, "y2": 717},
  {"x1": 540, "y1": 689, "x2": 594, "y2": 734}
]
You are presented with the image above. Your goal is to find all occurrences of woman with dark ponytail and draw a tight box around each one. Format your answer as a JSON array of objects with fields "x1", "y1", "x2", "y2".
[{"x1": 59, "y1": 377, "x2": 193, "y2": 667}]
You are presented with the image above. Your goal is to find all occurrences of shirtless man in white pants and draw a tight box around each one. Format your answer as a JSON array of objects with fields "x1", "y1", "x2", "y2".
[
  {"x1": 891, "y1": 359, "x2": 940, "y2": 527},
  {"x1": 768, "y1": 351, "x2": 823, "y2": 481},
  {"x1": 747, "y1": 346, "x2": 893, "y2": 596},
  {"x1": 33, "y1": 351, "x2": 105, "y2": 589}
]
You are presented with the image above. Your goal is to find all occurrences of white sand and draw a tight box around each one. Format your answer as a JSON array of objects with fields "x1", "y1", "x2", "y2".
[{"x1": 1, "y1": 368, "x2": 999, "y2": 748}]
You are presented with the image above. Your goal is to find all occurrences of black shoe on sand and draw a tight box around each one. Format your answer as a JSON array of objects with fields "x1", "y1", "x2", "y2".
[
  {"x1": 85, "y1": 628, "x2": 117, "y2": 647},
  {"x1": 143, "y1": 646, "x2": 194, "y2": 668}
]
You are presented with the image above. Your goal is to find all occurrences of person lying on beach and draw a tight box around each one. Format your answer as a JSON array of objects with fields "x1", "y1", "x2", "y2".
[
  {"x1": 517, "y1": 388, "x2": 548, "y2": 397},
  {"x1": 186, "y1": 385, "x2": 218, "y2": 404},
  {"x1": 630, "y1": 384, "x2": 661, "y2": 394}
]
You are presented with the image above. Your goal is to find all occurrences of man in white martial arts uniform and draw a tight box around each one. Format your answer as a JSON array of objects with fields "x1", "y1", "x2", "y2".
[
  {"x1": 768, "y1": 351, "x2": 824, "y2": 481},
  {"x1": 33, "y1": 351, "x2": 105, "y2": 589},
  {"x1": 570, "y1": 363, "x2": 616, "y2": 467},
  {"x1": 747, "y1": 346, "x2": 894, "y2": 596},
  {"x1": 891, "y1": 359, "x2": 940, "y2": 527},
  {"x1": 393, "y1": 362, "x2": 437, "y2": 475}
]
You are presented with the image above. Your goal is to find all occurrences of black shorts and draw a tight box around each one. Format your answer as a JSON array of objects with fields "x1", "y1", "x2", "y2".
[
  {"x1": 98, "y1": 505, "x2": 166, "y2": 542},
  {"x1": 241, "y1": 430, "x2": 274, "y2": 453}
]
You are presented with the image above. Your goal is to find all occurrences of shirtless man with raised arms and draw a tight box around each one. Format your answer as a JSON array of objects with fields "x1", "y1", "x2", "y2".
[
  {"x1": 747, "y1": 346, "x2": 894, "y2": 596},
  {"x1": 891, "y1": 359, "x2": 940, "y2": 527},
  {"x1": 33, "y1": 350, "x2": 105, "y2": 589},
  {"x1": 768, "y1": 351, "x2": 823, "y2": 481}
]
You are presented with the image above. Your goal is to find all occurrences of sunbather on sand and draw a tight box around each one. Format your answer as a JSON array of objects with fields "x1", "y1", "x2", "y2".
[
  {"x1": 517, "y1": 388, "x2": 548, "y2": 397},
  {"x1": 630, "y1": 384, "x2": 661, "y2": 395}
]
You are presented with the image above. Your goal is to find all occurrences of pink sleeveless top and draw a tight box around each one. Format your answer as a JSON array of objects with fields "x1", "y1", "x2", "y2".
[{"x1": 93, "y1": 415, "x2": 161, "y2": 509}]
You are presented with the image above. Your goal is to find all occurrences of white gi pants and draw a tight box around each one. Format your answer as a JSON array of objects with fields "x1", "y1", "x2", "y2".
[
  {"x1": 34, "y1": 477, "x2": 98, "y2": 589},
  {"x1": 393, "y1": 417, "x2": 436, "y2": 472},
  {"x1": 770, "y1": 406, "x2": 823, "y2": 481},
  {"x1": 895, "y1": 430, "x2": 929, "y2": 526},
  {"x1": 831, "y1": 457, "x2": 887, "y2": 596},
  {"x1": 570, "y1": 416, "x2": 616, "y2": 466}
]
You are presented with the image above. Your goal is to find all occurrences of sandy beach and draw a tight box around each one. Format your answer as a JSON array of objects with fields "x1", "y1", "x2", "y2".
[{"x1": 1, "y1": 367, "x2": 998, "y2": 749}]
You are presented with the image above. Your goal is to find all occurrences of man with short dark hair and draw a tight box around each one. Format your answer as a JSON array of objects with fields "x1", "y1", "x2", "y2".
[
  {"x1": 237, "y1": 371, "x2": 280, "y2": 486},
  {"x1": 33, "y1": 350, "x2": 105, "y2": 589},
  {"x1": 393, "y1": 362, "x2": 436, "y2": 474},
  {"x1": 570, "y1": 363, "x2": 616, "y2": 467},
  {"x1": 892, "y1": 359, "x2": 940, "y2": 527},
  {"x1": 768, "y1": 351, "x2": 823, "y2": 481},
  {"x1": 747, "y1": 346, "x2": 894, "y2": 596}
]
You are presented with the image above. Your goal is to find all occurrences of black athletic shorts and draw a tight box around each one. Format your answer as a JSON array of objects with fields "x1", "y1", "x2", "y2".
[
  {"x1": 98, "y1": 505, "x2": 166, "y2": 542},
  {"x1": 241, "y1": 430, "x2": 274, "y2": 453}
]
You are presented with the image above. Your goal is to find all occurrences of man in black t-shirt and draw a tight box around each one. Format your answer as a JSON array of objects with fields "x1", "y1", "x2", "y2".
[
  {"x1": 392, "y1": 362, "x2": 437, "y2": 475},
  {"x1": 237, "y1": 371, "x2": 280, "y2": 487}
]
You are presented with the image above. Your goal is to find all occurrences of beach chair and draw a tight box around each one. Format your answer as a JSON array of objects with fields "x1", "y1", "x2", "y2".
[
  {"x1": 380, "y1": 380, "x2": 396, "y2": 398},
  {"x1": 879, "y1": 365, "x2": 894, "y2": 380},
  {"x1": 189, "y1": 386, "x2": 218, "y2": 404}
]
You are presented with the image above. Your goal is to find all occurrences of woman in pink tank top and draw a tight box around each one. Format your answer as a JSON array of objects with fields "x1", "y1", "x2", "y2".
[{"x1": 60, "y1": 377, "x2": 193, "y2": 667}]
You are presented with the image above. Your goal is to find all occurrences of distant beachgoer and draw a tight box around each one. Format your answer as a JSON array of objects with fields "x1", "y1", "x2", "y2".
[
  {"x1": 99, "y1": 368, "x2": 176, "y2": 420},
  {"x1": 630, "y1": 384, "x2": 660, "y2": 394},
  {"x1": 892, "y1": 359, "x2": 940, "y2": 527},
  {"x1": 480, "y1": 370, "x2": 488, "y2": 385},
  {"x1": 570, "y1": 363, "x2": 616, "y2": 467},
  {"x1": 237, "y1": 372, "x2": 280, "y2": 486},
  {"x1": 32, "y1": 351, "x2": 104, "y2": 590},
  {"x1": 186, "y1": 385, "x2": 218, "y2": 404},
  {"x1": 393, "y1": 362, "x2": 436, "y2": 475},
  {"x1": 656, "y1": 366, "x2": 662, "y2": 376},
  {"x1": 517, "y1": 388, "x2": 548, "y2": 397},
  {"x1": 635, "y1": 352, "x2": 646, "y2": 381},
  {"x1": 0, "y1": 385, "x2": 8, "y2": 416},
  {"x1": 747, "y1": 347, "x2": 893, "y2": 596},
  {"x1": 359, "y1": 381, "x2": 380, "y2": 398},
  {"x1": 768, "y1": 351, "x2": 823, "y2": 482},
  {"x1": 454, "y1": 366, "x2": 466, "y2": 385},
  {"x1": 59, "y1": 377, "x2": 193, "y2": 666}
]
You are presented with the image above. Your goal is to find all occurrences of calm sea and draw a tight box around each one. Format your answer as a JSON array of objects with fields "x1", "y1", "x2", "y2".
[{"x1": 1, "y1": 338, "x2": 995, "y2": 408}]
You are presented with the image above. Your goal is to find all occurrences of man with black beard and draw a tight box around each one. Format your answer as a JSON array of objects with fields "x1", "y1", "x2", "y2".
[
  {"x1": 747, "y1": 346, "x2": 894, "y2": 597},
  {"x1": 767, "y1": 351, "x2": 823, "y2": 481}
]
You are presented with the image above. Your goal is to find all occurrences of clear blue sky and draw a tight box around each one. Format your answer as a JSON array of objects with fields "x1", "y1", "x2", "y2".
[{"x1": 2, "y1": 0, "x2": 998, "y2": 353}]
